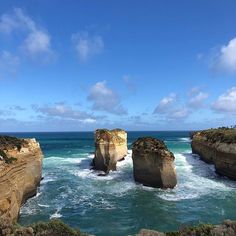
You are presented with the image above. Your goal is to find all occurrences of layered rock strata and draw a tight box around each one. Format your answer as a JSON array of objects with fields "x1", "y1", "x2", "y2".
[
  {"x1": 132, "y1": 137, "x2": 177, "y2": 188},
  {"x1": 93, "y1": 129, "x2": 128, "y2": 173},
  {"x1": 0, "y1": 136, "x2": 43, "y2": 222},
  {"x1": 191, "y1": 128, "x2": 236, "y2": 180}
]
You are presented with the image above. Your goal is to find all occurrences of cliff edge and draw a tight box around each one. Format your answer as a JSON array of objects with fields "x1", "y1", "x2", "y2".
[
  {"x1": 191, "y1": 128, "x2": 236, "y2": 180},
  {"x1": 0, "y1": 136, "x2": 43, "y2": 222}
]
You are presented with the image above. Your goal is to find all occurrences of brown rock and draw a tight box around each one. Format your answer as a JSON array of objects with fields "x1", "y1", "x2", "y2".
[
  {"x1": 132, "y1": 137, "x2": 177, "y2": 188},
  {"x1": 191, "y1": 128, "x2": 236, "y2": 180},
  {"x1": 0, "y1": 136, "x2": 43, "y2": 222},
  {"x1": 93, "y1": 129, "x2": 128, "y2": 173}
]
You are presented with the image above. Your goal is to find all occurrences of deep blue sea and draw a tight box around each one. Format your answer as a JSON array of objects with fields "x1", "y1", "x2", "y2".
[{"x1": 2, "y1": 131, "x2": 236, "y2": 236}]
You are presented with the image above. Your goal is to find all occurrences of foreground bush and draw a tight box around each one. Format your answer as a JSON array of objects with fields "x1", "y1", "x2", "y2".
[{"x1": 0, "y1": 217, "x2": 88, "y2": 236}]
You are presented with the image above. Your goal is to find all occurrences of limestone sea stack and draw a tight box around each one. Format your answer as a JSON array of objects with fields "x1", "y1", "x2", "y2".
[
  {"x1": 132, "y1": 137, "x2": 177, "y2": 188},
  {"x1": 0, "y1": 136, "x2": 43, "y2": 222},
  {"x1": 93, "y1": 129, "x2": 128, "y2": 173},
  {"x1": 191, "y1": 128, "x2": 236, "y2": 180}
]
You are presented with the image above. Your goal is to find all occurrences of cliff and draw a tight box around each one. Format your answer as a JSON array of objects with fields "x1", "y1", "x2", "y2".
[
  {"x1": 0, "y1": 136, "x2": 43, "y2": 222},
  {"x1": 191, "y1": 128, "x2": 236, "y2": 180},
  {"x1": 93, "y1": 129, "x2": 128, "y2": 173},
  {"x1": 132, "y1": 137, "x2": 177, "y2": 188}
]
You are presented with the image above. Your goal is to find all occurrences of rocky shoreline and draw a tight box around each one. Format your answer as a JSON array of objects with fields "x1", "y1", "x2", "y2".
[
  {"x1": 191, "y1": 128, "x2": 236, "y2": 180},
  {"x1": 0, "y1": 129, "x2": 236, "y2": 235}
]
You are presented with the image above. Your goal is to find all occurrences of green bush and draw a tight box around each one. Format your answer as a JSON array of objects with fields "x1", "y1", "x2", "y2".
[
  {"x1": 195, "y1": 128, "x2": 236, "y2": 144},
  {"x1": 166, "y1": 223, "x2": 213, "y2": 236},
  {"x1": 0, "y1": 149, "x2": 17, "y2": 164},
  {"x1": 30, "y1": 219, "x2": 87, "y2": 236},
  {"x1": 0, "y1": 135, "x2": 27, "y2": 151}
]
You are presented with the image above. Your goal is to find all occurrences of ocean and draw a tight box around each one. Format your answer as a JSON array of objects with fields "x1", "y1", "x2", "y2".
[{"x1": 3, "y1": 131, "x2": 236, "y2": 236}]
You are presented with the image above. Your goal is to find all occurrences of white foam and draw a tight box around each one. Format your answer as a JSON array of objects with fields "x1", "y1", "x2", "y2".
[
  {"x1": 38, "y1": 204, "x2": 50, "y2": 208},
  {"x1": 179, "y1": 137, "x2": 191, "y2": 142},
  {"x1": 159, "y1": 153, "x2": 235, "y2": 201},
  {"x1": 50, "y1": 209, "x2": 62, "y2": 219}
]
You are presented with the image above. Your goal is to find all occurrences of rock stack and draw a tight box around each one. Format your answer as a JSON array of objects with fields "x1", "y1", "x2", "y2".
[
  {"x1": 132, "y1": 137, "x2": 177, "y2": 188},
  {"x1": 93, "y1": 129, "x2": 128, "y2": 173}
]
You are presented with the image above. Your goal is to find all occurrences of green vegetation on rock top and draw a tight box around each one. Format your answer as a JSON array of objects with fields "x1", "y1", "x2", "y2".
[
  {"x1": 0, "y1": 135, "x2": 26, "y2": 164},
  {"x1": 132, "y1": 137, "x2": 168, "y2": 152},
  {"x1": 95, "y1": 129, "x2": 126, "y2": 143},
  {"x1": 195, "y1": 127, "x2": 236, "y2": 144},
  {"x1": 0, "y1": 135, "x2": 27, "y2": 151}
]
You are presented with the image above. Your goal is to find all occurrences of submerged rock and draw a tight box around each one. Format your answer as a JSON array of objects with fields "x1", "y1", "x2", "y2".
[
  {"x1": 0, "y1": 136, "x2": 43, "y2": 222},
  {"x1": 132, "y1": 137, "x2": 177, "y2": 188},
  {"x1": 191, "y1": 128, "x2": 236, "y2": 180},
  {"x1": 93, "y1": 129, "x2": 128, "y2": 173}
]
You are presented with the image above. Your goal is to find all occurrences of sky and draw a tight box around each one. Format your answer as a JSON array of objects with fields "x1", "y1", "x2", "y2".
[{"x1": 0, "y1": 0, "x2": 236, "y2": 132}]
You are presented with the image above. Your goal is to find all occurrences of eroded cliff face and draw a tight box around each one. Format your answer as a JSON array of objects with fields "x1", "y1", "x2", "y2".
[
  {"x1": 0, "y1": 136, "x2": 43, "y2": 222},
  {"x1": 93, "y1": 129, "x2": 128, "y2": 173},
  {"x1": 191, "y1": 128, "x2": 236, "y2": 180},
  {"x1": 132, "y1": 137, "x2": 177, "y2": 188}
]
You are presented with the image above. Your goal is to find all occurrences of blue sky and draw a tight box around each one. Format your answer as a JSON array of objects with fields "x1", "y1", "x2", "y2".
[{"x1": 0, "y1": 0, "x2": 236, "y2": 131}]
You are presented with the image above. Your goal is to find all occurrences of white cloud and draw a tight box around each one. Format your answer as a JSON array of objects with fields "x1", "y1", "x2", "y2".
[
  {"x1": 153, "y1": 93, "x2": 190, "y2": 120},
  {"x1": 0, "y1": 50, "x2": 19, "y2": 79},
  {"x1": 87, "y1": 81, "x2": 127, "y2": 115},
  {"x1": 168, "y1": 107, "x2": 189, "y2": 120},
  {"x1": 214, "y1": 37, "x2": 236, "y2": 73},
  {"x1": 22, "y1": 30, "x2": 53, "y2": 58},
  {"x1": 153, "y1": 93, "x2": 176, "y2": 113},
  {"x1": 71, "y1": 31, "x2": 104, "y2": 62},
  {"x1": 212, "y1": 87, "x2": 236, "y2": 113},
  {"x1": 0, "y1": 8, "x2": 54, "y2": 61},
  {"x1": 189, "y1": 91, "x2": 208, "y2": 108},
  {"x1": 33, "y1": 103, "x2": 97, "y2": 123}
]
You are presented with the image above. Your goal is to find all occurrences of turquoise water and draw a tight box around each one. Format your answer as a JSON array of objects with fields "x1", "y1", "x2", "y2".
[{"x1": 4, "y1": 131, "x2": 236, "y2": 236}]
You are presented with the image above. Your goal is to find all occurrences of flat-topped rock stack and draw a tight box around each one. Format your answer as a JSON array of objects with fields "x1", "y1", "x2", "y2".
[
  {"x1": 191, "y1": 128, "x2": 236, "y2": 180},
  {"x1": 0, "y1": 136, "x2": 43, "y2": 222},
  {"x1": 93, "y1": 129, "x2": 128, "y2": 173},
  {"x1": 132, "y1": 137, "x2": 177, "y2": 188}
]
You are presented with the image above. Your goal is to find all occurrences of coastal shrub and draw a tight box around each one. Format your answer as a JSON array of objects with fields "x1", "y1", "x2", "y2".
[
  {"x1": 30, "y1": 219, "x2": 86, "y2": 236},
  {"x1": 0, "y1": 135, "x2": 27, "y2": 151},
  {"x1": 0, "y1": 149, "x2": 17, "y2": 164},
  {"x1": 196, "y1": 128, "x2": 236, "y2": 144},
  {"x1": 166, "y1": 223, "x2": 213, "y2": 236},
  {"x1": 4, "y1": 157, "x2": 17, "y2": 164},
  {"x1": 0, "y1": 217, "x2": 87, "y2": 236}
]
